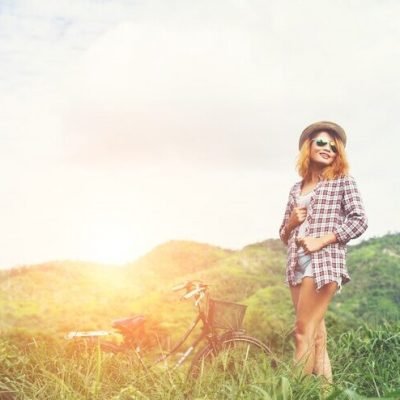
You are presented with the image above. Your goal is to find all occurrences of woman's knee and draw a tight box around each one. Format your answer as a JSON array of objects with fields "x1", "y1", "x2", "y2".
[{"x1": 294, "y1": 319, "x2": 315, "y2": 345}]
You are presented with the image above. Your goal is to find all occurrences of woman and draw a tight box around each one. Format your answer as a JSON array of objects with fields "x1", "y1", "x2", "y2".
[{"x1": 279, "y1": 121, "x2": 368, "y2": 382}]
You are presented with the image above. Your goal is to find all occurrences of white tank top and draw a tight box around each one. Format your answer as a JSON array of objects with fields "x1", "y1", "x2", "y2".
[{"x1": 296, "y1": 190, "x2": 314, "y2": 256}]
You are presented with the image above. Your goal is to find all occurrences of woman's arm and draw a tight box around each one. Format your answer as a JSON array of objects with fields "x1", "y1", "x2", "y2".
[
  {"x1": 333, "y1": 176, "x2": 368, "y2": 245},
  {"x1": 296, "y1": 233, "x2": 337, "y2": 253},
  {"x1": 279, "y1": 186, "x2": 306, "y2": 245},
  {"x1": 279, "y1": 192, "x2": 294, "y2": 245}
]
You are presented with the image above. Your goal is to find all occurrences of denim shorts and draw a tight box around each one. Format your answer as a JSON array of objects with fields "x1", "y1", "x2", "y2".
[
  {"x1": 294, "y1": 253, "x2": 313, "y2": 284},
  {"x1": 294, "y1": 253, "x2": 342, "y2": 293}
]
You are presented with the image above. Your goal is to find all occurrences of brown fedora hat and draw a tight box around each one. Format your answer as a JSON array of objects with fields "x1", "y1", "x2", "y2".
[{"x1": 299, "y1": 121, "x2": 347, "y2": 149}]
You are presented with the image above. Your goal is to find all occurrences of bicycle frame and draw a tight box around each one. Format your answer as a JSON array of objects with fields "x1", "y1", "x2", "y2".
[{"x1": 155, "y1": 297, "x2": 216, "y2": 369}]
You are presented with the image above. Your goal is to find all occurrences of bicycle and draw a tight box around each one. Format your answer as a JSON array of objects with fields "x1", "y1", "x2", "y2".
[{"x1": 65, "y1": 280, "x2": 278, "y2": 382}]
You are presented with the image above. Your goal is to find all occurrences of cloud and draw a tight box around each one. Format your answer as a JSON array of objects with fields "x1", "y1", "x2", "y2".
[
  {"x1": 2, "y1": 0, "x2": 400, "y2": 171},
  {"x1": 43, "y1": 0, "x2": 399, "y2": 172}
]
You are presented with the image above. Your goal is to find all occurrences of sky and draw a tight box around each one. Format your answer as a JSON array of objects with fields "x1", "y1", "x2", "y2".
[{"x1": 1, "y1": 0, "x2": 399, "y2": 268}]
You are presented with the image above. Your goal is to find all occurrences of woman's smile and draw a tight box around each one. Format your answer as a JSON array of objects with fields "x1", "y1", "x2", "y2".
[{"x1": 318, "y1": 151, "x2": 334, "y2": 161}]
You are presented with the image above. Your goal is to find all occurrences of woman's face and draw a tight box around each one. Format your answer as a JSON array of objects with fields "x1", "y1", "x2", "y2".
[{"x1": 309, "y1": 131, "x2": 337, "y2": 167}]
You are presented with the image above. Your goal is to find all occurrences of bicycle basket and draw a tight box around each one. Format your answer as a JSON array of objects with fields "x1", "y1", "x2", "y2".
[{"x1": 207, "y1": 299, "x2": 247, "y2": 330}]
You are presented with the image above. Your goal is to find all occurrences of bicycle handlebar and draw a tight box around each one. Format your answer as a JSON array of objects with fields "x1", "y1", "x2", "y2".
[
  {"x1": 182, "y1": 286, "x2": 205, "y2": 299},
  {"x1": 172, "y1": 280, "x2": 207, "y2": 292},
  {"x1": 172, "y1": 280, "x2": 209, "y2": 302}
]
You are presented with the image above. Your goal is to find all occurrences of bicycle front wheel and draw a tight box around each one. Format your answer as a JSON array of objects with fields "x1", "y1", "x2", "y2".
[{"x1": 189, "y1": 333, "x2": 277, "y2": 382}]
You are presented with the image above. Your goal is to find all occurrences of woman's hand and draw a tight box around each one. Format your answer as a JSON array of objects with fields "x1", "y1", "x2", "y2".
[
  {"x1": 287, "y1": 207, "x2": 307, "y2": 230},
  {"x1": 296, "y1": 233, "x2": 337, "y2": 253},
  {"x1": 280, "y1": 207, "x2": 308, "y2": 245},
  {"x1": 296, "y1": 236, "x2": 325, "y2": 253}
]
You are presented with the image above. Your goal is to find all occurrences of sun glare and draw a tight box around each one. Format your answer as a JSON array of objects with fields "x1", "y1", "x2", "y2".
[{"x1": 88, "y1": 228, "x2": 139, "y2": 265}]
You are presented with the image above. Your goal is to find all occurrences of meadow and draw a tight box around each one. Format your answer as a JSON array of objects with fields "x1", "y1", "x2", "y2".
[{"x1": 1, "y1": 234, "x2": 399, "y2": 399}]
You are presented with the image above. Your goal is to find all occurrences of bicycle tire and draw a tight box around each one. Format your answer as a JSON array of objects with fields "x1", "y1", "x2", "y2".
[{"x1": 188, "y1": 332, "x2": 277, "y2": 381}]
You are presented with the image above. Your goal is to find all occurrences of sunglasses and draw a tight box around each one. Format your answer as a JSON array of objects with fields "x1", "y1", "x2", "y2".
[{"x1": 312, "y1": 138, "x2": 337, "y2": 153}]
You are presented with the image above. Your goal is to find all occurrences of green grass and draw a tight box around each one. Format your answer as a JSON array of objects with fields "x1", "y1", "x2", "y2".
[
  {"x1": 1, "y1": 323, "x2": 399, "y2": 400},
  {"x1": 1, "y1": 234, "x2": 399, "y2": 399}
]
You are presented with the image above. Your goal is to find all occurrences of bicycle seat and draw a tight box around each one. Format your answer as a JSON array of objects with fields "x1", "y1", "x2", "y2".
[{"x1": 112, "y1": 315, "x2": 145, "y2": 333}]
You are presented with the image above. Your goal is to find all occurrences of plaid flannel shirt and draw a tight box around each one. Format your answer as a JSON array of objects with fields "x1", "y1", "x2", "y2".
[{"x1": 279, "y1": 175, "x2": 368, "y2": 290}]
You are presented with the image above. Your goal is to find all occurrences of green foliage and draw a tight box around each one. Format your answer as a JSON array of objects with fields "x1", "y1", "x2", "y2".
[
  {"x1": 244, "y1": 286, "x2": 294, "y2": 351},
  {"x1": 332, "y1": 233, "x2": 400, "y2": 324}
]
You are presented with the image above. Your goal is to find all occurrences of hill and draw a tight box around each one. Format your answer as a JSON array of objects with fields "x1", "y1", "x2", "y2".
[
  {"x1": 0, "y1": 234, "x2": 399, "y2": 341},
  {"x1": 126, "y1": 240, "x2": 233, "y2": 285}
]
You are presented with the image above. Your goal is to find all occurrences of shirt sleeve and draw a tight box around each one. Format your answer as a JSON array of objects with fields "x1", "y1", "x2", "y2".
[
  {"x1": 333, "y1": 176, "x2": 368, "y2": 245},
  {"x1": 279, "y1": 187, "x2": 296, "y2": 245}
]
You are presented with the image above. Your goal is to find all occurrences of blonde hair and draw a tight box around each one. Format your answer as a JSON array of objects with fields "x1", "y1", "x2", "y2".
[{"x1": 296, "y1": 132, "x2": 349, "y2": 180}]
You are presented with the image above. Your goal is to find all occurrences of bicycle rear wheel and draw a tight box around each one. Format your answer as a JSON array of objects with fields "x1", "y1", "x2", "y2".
[{"x1": 188, "y1": 333, "x2": 277, "y2": 382}]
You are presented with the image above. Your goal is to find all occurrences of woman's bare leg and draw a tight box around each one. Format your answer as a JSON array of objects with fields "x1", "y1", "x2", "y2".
[
  {"x1": 290, "y1": 281, "x2": 333, "y2": 380},
  {"x1": 291, "y1": 284, "x2": 320, "y2": 372},
  {"x1": 290, "y1": 278, "x2": 337, "y2": 376},
  {"x1": 313, "y1": 319, "x2": 332, "y2": 382}
]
